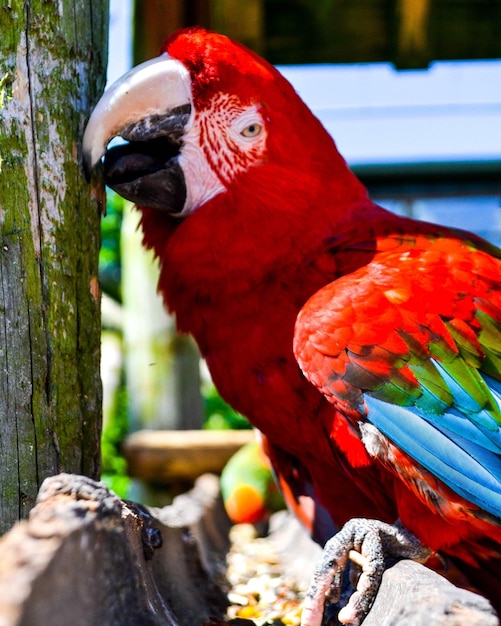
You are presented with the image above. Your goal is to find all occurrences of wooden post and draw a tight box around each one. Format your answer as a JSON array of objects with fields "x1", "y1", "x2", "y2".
[
  {"x1": 0, "y1": 0, "x2": 108, "y2": 534},
  {"x1": 133, "y1": 0, "x2": 184, "y2": 63},
  {"x1": 395, "y1": 0, "x2": 431, "y2": 68},
  {"x1": 212, "y1": 0, "x2": 265, "y2": 54}
]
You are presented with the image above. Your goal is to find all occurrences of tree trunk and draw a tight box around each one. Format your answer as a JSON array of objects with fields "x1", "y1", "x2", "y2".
[{"x1": 0, "y1": 0, "x2": 108, "y2": 534}]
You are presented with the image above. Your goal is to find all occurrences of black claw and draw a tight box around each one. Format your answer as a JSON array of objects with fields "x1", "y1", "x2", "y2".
[{"x1": 301, "y1": 518, "x2": 431, "y2": 626}]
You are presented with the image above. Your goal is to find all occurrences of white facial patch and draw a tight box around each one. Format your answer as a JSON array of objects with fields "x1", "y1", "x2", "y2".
[
  {"x1": 178, "y1": 123, "x2": 227, "y2": 215},
  {"x1": 178, "y1": 94, "x2": 267, "y2": 215}
]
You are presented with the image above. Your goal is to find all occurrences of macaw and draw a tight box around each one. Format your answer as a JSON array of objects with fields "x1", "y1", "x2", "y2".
[
  {"x1": 83, "y1": 27, "x2": 501, "y2": 625},
  {"x1": 220, "y1": 436, "x2": 284, "y2": 525}
]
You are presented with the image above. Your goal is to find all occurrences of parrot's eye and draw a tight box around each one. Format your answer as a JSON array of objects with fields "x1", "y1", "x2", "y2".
[
  {"x1": 240, "y1": 123, "x2": 262, "y2": 138},
  {"x1": 230, "y1": 106, "x2": 266, "y2": 144}
]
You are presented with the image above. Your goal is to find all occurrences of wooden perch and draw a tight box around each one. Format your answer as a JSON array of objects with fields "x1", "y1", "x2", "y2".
[
  {"x1": 123, "y1": 429, "x2": 256, "y2": 484},
  {"x1": 0, "y1": 473, "x2": 230, "y2": 626},
  {"x1": 270, "y1": 512, "x2": 499, "y2": 626},
  {"x1": 364, "y1": 559, "x2": 498, "y2": 626},
  {"x1": 0, "y1": 473, "x2": 498, "y2": 626}
]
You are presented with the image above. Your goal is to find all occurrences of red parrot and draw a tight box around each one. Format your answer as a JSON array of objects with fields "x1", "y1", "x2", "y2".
[
  {"x1": 220, "y1": 436, "x2": 284, "y2": 525},
  {"x1": 83, "y1": 28, "x2": 501, "y2": 625}
]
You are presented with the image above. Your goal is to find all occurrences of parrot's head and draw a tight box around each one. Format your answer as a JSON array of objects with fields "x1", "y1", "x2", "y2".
[{"x1": 83, "y1": 27, "x2": 357, "y2": 219}]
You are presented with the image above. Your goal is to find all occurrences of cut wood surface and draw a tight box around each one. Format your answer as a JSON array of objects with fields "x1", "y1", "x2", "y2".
[
  {"x1": 123, "y1": 429, "x2": 256, "y2": 483},
  {"x1": 0, "y1": 472, "x2": 497, "y2": 626}
]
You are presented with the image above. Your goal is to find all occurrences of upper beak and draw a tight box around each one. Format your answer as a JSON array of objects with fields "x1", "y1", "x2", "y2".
[{"x1": 82, "y1": 53, "x2": 193, "y2": 213}]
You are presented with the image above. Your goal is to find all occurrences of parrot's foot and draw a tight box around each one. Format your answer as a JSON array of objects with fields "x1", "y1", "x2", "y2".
[{"x1": 300, "y1": 518, "x2": 431, "y2": 626}]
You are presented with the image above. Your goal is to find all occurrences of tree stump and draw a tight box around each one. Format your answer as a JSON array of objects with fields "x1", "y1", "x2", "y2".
[
  {"x1": 0, "y1": 473, "x2": 230, "y2": 626},
  {"x1": 0, "y1": 473, "x2": 497, "y2": 626}
]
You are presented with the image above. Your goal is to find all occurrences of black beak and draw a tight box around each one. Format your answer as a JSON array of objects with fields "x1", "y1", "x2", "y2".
[{"x1": 82, "y1": 54, "x2": 193, "y2": 214}]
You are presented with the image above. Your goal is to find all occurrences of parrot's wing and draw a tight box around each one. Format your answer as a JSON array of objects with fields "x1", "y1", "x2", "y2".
[{"x1": 294, "y1": 237, "x2": 501, "y2": 519}]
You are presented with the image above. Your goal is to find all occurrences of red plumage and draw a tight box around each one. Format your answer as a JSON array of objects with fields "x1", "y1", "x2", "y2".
[
  {"x1": 84, "y1": 27, "x2": 501, "y2": 622},
  {"x1": 140, "y1": 29, "x2": 501, "y2": 612}
]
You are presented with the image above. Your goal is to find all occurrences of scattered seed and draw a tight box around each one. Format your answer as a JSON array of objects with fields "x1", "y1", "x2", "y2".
[{"x1": 225, "y1": 524, "x2": 307, "y2": 626}]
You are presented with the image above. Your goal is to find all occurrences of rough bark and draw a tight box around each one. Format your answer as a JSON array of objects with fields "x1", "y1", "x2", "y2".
[
  {"x1": 0, "y1": 474, "x2": 496, "y2": 626},
  {"x1": 270, "y1": 513, "x2": 499, "y2": 626},
  {"x1": 0, "y1": 0, "x2": 108, "y2": 534},
  {"x1": 363, "y1": 559, "x2": 498, "y2": 626},
  {"x1": 0, "y1": 473, "x2": 230, "y2": 626}
]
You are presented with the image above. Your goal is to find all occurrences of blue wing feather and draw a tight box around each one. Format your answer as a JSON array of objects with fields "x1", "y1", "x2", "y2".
[{"x1": 365, "y1": 395, "x2": 501, "y2": 517}]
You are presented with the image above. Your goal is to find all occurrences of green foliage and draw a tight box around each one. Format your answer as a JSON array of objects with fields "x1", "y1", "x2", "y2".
[
  {"x1": 101, "y1": 383, "x2": 131, "y2": 498},
  {"x1": 203, "y1": 382, "x2": 252, "y2": 430},
  {"x1": 100, "y1": 190, "x2": 128, "y2": 497},
  {"x1": 100, "y1": 191, "x2": 123, "y2": 302}
]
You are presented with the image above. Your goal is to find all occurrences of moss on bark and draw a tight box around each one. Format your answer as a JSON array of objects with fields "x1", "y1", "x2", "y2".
[{"x1": 0, "y1": 0, "x2": 108, "y2": 533}]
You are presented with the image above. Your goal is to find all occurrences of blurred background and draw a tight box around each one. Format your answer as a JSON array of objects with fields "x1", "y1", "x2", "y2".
[{"x1": 101, "y1": 0, "x2": 501, "y2": 503}]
